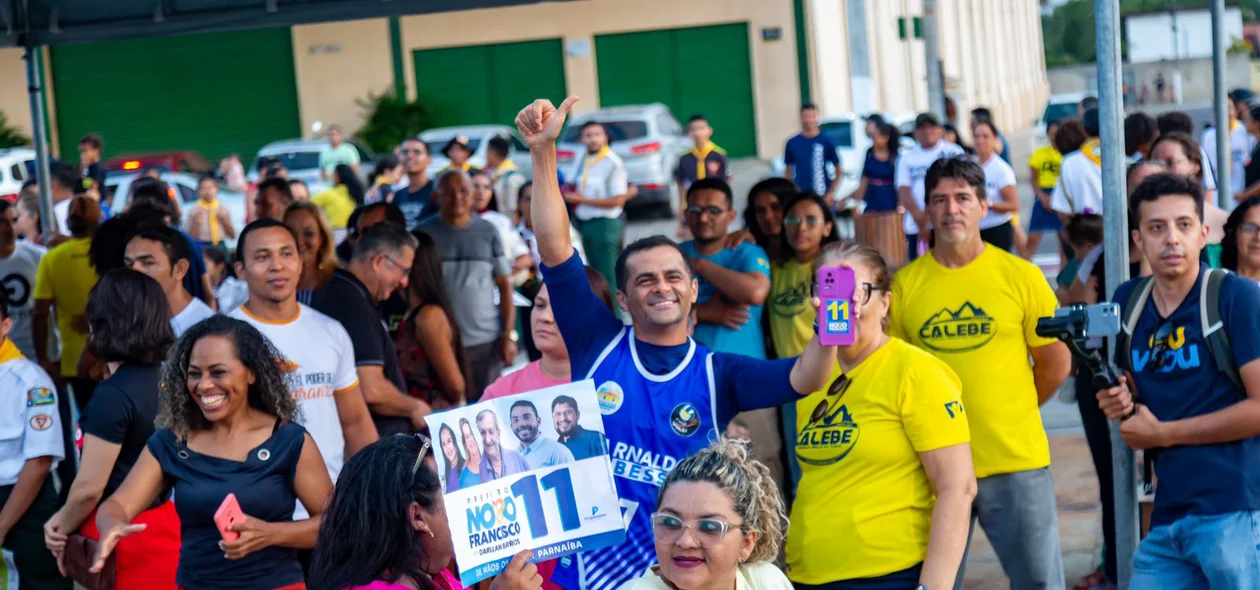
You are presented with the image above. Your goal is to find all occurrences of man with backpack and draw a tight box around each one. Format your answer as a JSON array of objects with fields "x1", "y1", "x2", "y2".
[{"x1": 1098, "y1": 173, "x2": 1260, "y2": 587}]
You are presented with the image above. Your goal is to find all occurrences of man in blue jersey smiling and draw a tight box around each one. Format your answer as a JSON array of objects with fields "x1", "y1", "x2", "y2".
[{"x1": 516, "y1": 97, "x2": 837, "y2": 590}]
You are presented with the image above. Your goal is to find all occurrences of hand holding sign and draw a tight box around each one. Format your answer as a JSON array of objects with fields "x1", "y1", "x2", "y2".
[
  {"x1": 490, "y1": 551, "x2": 543, "y2": 590},
  {"x1": 425, "y1": 380, "x2": 624, "y2": 585}
]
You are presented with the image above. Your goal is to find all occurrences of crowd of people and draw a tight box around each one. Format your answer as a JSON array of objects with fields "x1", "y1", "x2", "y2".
[{"x1": 0, "y1": 84, "x2": 1257, "y2": 590}]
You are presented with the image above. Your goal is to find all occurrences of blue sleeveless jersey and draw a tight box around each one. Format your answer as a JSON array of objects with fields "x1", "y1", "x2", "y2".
[{"x1": 552, "y1": 328, "x2": 717, "y2": 590}]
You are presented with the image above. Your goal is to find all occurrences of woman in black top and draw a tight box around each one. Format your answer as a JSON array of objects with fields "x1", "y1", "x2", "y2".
[
  {"x1": 90, "y1": 316, "x2": 333, "y2": 590},
  {"x1": 44, "y1": 269, "x2": 181, "y2": 588}
]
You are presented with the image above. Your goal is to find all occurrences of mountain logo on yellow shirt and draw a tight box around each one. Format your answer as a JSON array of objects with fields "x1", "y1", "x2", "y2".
[
  {"x1": 918, "y1": 301, "x2": 996, "y2": 353},
  {"x1": 796, "y1": 401, "x2": 859, "y2": 466}
]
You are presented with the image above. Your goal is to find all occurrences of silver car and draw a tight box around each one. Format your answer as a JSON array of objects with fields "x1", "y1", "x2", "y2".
[
  {"x1": 248, "y1": 137, "x2": 376, "y2": 196},
  {"x1": 419, "y1": 125, "x2": 535, "y2": 181},
  {"x1": 556, "y1": 104, "x2": 689, "y2": 219},
  {"x1": 104, "y1": 172, "x2": 247, "y2": 249}
]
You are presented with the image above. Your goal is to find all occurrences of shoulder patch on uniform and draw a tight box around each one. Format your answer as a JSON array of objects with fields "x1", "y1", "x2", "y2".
[
  {"x1": 30, "y1": 414, "x2": 53, "y2": 431},
  {"x1": 26, "y1": 387, "x2": 55, "y2": 407}
]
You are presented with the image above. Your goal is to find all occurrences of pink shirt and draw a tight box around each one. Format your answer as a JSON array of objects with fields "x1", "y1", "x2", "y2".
[
  {"x1": 348, "y1": 570, "x2": 464, "y2": 590},
  {"x1": 479, "y1": 359, "x2": 569, "y2": 590},
  {"x1": 481, "y1": 361, "x2": 569, "y2": 400}
]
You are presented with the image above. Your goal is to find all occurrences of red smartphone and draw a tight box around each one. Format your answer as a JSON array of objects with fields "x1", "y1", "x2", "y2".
[
  {"x1": 214, "y1": 493, "x2": 243, "y2": 542},
  {"x1": 817, "y1": 266, "x2": 857, "y2": 346}
]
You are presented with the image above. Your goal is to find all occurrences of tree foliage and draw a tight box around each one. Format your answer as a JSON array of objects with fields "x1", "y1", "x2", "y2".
[
  {"x1": 354, "y1": 91, "x2": 431, "y2": 156},
  {"x1": 0, "y1": 110, "x2": 30, "y2": 149}
]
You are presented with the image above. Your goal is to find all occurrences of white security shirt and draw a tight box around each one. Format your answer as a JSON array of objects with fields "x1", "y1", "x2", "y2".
[
  {"x1": 0, "y1": 356, "x2": 63, "y2": 485},
  {"x1": 567, "y1": 148, "x2": 630, "y2": 220}
]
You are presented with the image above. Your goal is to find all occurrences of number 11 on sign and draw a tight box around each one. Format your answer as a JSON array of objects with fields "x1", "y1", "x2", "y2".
[{"x1": 510, "y1": 468, "x2": 582, "y2": 539}]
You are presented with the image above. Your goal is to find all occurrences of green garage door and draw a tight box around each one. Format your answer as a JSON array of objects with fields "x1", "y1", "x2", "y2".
[
  {"x1": 51, "y1": 27, "x2": 300, "y2": 162},
  {"x1": 414, "y1": 39, "x2": 566, "y2": 128},
  {"x1": 595, "y1": 23, "x2": 757, "y2": 157}
]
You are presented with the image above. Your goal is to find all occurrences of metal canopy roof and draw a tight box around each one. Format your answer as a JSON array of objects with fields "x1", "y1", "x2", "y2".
[{"x1": 2, "y1": 0, "x2": 563, "y2": 47}]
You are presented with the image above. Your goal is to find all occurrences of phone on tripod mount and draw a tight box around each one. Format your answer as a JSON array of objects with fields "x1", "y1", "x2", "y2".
[{"x1": 1035, "y1": 303, "x2": 1123, "y2": 389}]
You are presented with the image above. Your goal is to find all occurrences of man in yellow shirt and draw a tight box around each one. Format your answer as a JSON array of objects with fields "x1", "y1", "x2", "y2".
[{"x1": 890, "y1": 158, "x2": 1072, "y2": 590}]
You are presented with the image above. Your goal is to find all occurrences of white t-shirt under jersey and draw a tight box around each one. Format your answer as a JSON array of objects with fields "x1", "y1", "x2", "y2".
[
  {"x1": 1202, "y1": 123, "x2": 1255, "y2": 201},
  {"x1": 1051, "y1": 150, "x2": 1103, "y2": 215},
  {"x1": 170, "y1": 297, "x2": 214, "y2": 337},
  {"x1": 894, "y1": 140, "x2": 965, "y2": 235},
  {"x1": 0, "y1": 241, "x2": 53, "y2": 359},
  {"x1": 228, "y1": 303, "x2": 359, "y2": 518},
  {"x1": 977, "y1": 154, "x2": 1017, "y2": 230}
]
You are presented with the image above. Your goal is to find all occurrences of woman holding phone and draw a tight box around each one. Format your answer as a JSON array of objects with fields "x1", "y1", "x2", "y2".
[
  {"x1": 89, "y1": 316, "x2": 333, "y2": 590},
  {"x1": 787, "y1": 241, "x2": 976, "y2": 590},
  {"x1": 44, "y1": 270, "x2": 180, "y2": 589}
]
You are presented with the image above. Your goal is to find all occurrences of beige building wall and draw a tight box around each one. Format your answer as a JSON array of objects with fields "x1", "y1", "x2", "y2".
[
  {"x1": 397, "y1": 0, "x2": 801, "y2": 159},
  {"x1": 807, "y1": 0, "x2": 1048, "y2": 139},
  {"x1": 291, "y1": 18, "x2": 395, "y2": 139},
  {"x1": 0, "y1": 48, "x2": 33, "y2": 141}
]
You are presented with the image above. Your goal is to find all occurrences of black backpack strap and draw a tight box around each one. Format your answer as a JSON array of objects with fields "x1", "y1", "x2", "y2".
[
  {"x1": 1118, "y1": 277, "x2": 1155, "y2": 374},
  {"x1": 1202, "y1": 269, "x2": 1243, "y2": 392}
]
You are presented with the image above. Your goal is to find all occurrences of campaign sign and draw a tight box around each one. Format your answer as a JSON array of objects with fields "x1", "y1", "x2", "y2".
[{"x1": 425, "y1": 380, "x2": 625, "y2": 585}]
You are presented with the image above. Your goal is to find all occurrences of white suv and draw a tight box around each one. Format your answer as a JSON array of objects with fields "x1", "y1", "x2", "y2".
[{"x1": 0, "y1": 147, "x2": 36, "y2": 202}]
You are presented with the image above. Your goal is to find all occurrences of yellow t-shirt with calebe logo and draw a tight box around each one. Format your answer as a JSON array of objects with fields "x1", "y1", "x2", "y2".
[
  {"x1": 890, "y1": 246, "x2": 1058, "y2": 478},
  {"x1": 786, "y1": 338, "x2": 969, "y2": 583},
  {"x1": 768, "y1": 258, "x2": 816, "y2": 358}
]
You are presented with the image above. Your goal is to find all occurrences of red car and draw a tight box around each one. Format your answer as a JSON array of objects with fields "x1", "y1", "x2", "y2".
[{"x1": 103, "y1": 151, "x2": 213, "y2": 175}]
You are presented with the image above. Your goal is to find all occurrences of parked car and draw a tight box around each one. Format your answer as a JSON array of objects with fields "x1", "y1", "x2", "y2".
[
  {"x1": 104, "y1": 171, "x2": 247, "y2": 249},
  {"x1": 1036, "y1": 92, "x2": 1093, "y2": 143},
  {"x1": 419, "y1": 125, "x2": 535, "y2": 180},
  {"x1": 103, "y1": 151, "x2": 213, "y2": 176},
  {"x1": 770, "y1": 112, "x2": 918, "y2": 200},
  {"x1": 556, "y1": 104, "x2": 689, "y2": 219},
  {"x1": 0, "y1": 147, "x2": 36, "y2": 203},
  {"x1": 248, "y1": 137, "x2": 376, "y2": 196}
]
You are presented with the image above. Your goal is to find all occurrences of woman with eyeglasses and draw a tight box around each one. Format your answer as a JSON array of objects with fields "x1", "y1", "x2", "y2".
[
  {"x1": 285, "y1": 202, "x2": 339, "y2": 305},
  {"x1": 768, "y1": 192, "x2": 840, "y2": 361},
  {"x1": 308, "y1": 434, "x2": 540, "y2": 590},
  {"x1": 621, "y1": 437, "x2": 791, "y2": 590},
  {"x1": 788, "y1": 241, "x2": 975, "y2": 590},
  {"x1": 88, "y1": 316, "x2": 334, "y2": 589},
  {"x1": 1221, "y1": 195, "x2": 1260, "y2": 282}
]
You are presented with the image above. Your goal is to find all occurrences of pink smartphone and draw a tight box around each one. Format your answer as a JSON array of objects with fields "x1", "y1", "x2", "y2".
[
  {"x1": 214, "y1": 493, "x2": 243, "y2": 542},
  {"x1": 817, "y1": 266, "x2": 857, "y2": 346}
]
